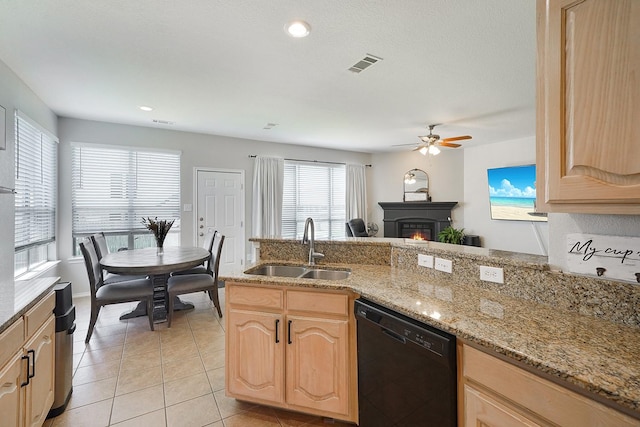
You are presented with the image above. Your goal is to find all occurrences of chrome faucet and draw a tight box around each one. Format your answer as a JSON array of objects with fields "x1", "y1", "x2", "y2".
[{"x1": 302, "y1": 217, "x2": 324, "y2": 266}]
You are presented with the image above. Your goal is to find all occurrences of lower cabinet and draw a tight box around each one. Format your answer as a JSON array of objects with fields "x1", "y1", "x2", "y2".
[
  {"x1": 226, "y1": 282, "x2": 358, "y2": 423},
  {"x1": 0, "y1": 292, "x2": 55, "y2": 427},
  {"x1": 459, "y1": 342, "x2": 640, "y2": 427}
]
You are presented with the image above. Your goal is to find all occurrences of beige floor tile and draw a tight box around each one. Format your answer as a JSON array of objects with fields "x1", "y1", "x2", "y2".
[
  {"x1": 116, "y1": 365, "x2": 163, "y2": 396},
  {"x1": 85, "y1": 332, "x2": 126, "y2": 351},
  {"x1": 67, "y1": 376, "x2": 117, "y2": 409},
  {"x1": 196, "y1": 335, "x2": 225, "y2": 354},
  {"x1": 161, "y1": 339, "x2": 198, "y2": 362},
  {"x1": 73, "y1": 359, "x2": 120, "y2": 386},
  {"x1": 110, "y1": 408, "x2": 166, "y2": 427},
  {"x1": 162, "y1": 355, "x2": 205, "y2": 382},
  {"x1": 164, "y1": 372, "x2": 212, "y2": 406},
  {"x1": 111, "y1": 384, "x2": 165, "y2": 424},
  {"x1": 221, "y1": 405, "x2": 281, "y2": 427},
  {"x1": 206, "y1": 367, "x2": 225, "y2": 392},
  {"x1": 165, "y1": 393, "x2": 221, "y2": 427},
  {"x1": 78, "y1": 344, "x2": 124, "y2": 367},
  {"x1": 122, "y1": 335, "x2": 161, "y2": 357},
  {"x1": 50, "y1": 398, "x2": 112, "y2": 427},
  {"x1": 204, "y1": 422, "x2": 223, "y2": 427},
  {"x1": 120, "y1": 349, "x2": 162, "y2": 372},
  {"x1": 201, "y1": 348, "x2": 225, "y2": 371},
  {"x1": 192, "y1": 325, "x2": 225, "y2": 342},
  {"x1": 213, "y1": 389, "x2": 258, "y2": 419}
]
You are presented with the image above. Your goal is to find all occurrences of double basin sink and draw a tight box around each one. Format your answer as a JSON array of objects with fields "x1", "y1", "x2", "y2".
[{"x1": 245, "y1": 264, "x2": 351, "y2": 280}]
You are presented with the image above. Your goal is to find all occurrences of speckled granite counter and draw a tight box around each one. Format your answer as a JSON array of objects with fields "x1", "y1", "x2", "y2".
[
  {"x1": 224, "y1": 239, "x2": 640, "y2": 418},
  {"x1": 0, "y1": 277, "x2": 60, "y2": 334}
]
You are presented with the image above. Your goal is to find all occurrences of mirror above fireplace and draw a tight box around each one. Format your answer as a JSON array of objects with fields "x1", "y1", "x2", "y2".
[{"x1": 403, "y1": 168, "x2": 429, "y2": 201}]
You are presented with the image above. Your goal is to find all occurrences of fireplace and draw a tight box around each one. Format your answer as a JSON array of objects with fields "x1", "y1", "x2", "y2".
[{"x1": 378, "y1": 202, "x2": 457, "y2": 239}]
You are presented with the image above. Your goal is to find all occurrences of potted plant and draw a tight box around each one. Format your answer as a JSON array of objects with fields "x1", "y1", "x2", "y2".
[{"x1": 438, "y1": 226, "x2": 465, "y2": 245}]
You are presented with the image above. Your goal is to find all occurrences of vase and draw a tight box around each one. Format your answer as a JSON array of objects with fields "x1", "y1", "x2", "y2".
[{"x1": 156, "y1": 241, "x2": 164, "y2": 256}]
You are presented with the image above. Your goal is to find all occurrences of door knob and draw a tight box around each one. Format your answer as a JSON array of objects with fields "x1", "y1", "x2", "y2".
[
  {"x1": 199, "y1": 225, "x2": 204, "y2": 229},
  {"x1": 199, "y1": 232, "x2": 204, "y2": 236},
  {"x1": 199, "y1": 217, "x2": 203, "y2": 221}
]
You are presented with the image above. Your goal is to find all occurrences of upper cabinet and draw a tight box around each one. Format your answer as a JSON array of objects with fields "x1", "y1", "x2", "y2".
[{"x1": 536, "y1": 0, "x2": 640, "y2": 214}]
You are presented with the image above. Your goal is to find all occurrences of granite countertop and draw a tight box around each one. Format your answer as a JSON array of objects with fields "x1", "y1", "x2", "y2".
[
  {"x1": 0, "y1": 277, "x2": 60, "y2": 334},
  {"x1": 221, "y1": 262, "x2": 640, "y2": 417}
]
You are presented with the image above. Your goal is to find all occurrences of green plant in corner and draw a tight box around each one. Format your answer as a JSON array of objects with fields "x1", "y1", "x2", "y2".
[{"x1": 438, "y1": 226, "x2": 465, "y2": 245}]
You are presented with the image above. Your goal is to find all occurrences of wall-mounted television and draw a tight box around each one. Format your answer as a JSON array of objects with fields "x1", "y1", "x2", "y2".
[{"x1": 487, "y1": 164, "x2": 547, "y2": 222}]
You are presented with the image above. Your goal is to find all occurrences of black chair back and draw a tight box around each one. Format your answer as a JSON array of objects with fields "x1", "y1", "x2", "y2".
[
  {"x1": 91, "y1": 232, "x2": 109, "y2": 260},
  {"x1": 209, "y1": 233, "x2": 225, "y2": 278},
  {"x1": 79, "y1": 239, "x2": 104, "y2": 297},
  {"x1": 203, "y1": 230, "x2": 217, "y2": 272},
  {"x1": 348, "y1": 218, "x2": 369, "y2": 237}
]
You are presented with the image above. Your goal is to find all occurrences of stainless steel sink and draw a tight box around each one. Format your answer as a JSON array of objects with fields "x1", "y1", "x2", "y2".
[
  {"x1": 246, "y1": 265, "x2": 307, "y2": 278},
  {"x1": 245, "y1": 264, "x2": 351, "y2": 280},
  {"x1": 299, "y1": 269, "x2": 351, "y2": 280}
]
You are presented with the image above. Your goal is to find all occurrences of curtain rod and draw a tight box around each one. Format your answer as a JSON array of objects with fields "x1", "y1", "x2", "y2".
[{"x1": 248, "y1": 155, "x2": 371, "y2": 167}]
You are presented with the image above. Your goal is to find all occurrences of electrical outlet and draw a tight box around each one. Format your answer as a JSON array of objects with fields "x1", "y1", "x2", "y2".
[
  {"x1": 434, "y1": 258, "x2": 452, "y2": 273},
  {"x1": 480, "y1": 266, "x2": 504, "y2": 284},
  {"x1": 418, "y1": 254, "x2": 434, "y2": 268}
]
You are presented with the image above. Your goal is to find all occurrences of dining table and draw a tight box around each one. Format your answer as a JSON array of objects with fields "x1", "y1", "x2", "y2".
[{"x1": 100, "y1": 246, "x2": 210, "y2": 321}]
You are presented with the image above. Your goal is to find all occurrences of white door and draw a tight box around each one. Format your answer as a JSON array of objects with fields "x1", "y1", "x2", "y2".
[{"x1": 195, "y1": 169, "x2": 245, "y2": 276}]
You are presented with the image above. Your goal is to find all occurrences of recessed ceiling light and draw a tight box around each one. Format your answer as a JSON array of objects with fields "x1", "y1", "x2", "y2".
[
  {"x1": 285, "y1": 20, "x2": 311, "y2": 38},
  {"x1": 138, "y1": 105, "x2": 153, "y2": 112}
]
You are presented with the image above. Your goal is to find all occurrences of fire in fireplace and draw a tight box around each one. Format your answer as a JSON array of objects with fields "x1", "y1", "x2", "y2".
[{"x1": 400, "y1": 222, "x2": 433, "y2": 240}]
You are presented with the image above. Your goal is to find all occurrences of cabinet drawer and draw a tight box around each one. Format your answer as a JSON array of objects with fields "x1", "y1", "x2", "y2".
[
  {"x1": 463, "y1": 345, "x2": 639, "y2": 427},
  {"x1": 228, "y1": 284, "x2": 284, "y2": 310},
  {"x1": 287, "y1": 290, "x2": 349, "y2": 317},
  {"x1": 0, "y1": 318, "x2": 24, "y2": 369},
  {"x1": 25, "y1": 292, "x2": 55, "y2": 339}
]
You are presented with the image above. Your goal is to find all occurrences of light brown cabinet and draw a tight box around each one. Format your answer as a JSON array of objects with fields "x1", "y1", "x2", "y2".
[
  {"x1": 536, "y1": 0, "x2": 640, "y2": 214},
  {"x1": 459, "y1": 343, "x2": 640, "y2": 427},
  {"x1": 225, "y1": 283, "x2": 358, "y2": 423},
  {"x1": 0, "y1": 292, "x2": 55, "y2": 427}
]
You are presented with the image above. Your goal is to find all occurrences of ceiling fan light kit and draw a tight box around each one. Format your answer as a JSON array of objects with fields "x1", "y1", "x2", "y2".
[{"x1": 394, "y1": 123, "x2": 472, "y2": 155}]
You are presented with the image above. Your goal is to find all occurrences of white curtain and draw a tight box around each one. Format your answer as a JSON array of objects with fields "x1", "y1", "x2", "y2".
[
  {"x1": 252, "y1": 156, "x2": 284, "y2": 237},
  {"x1": 346, "y1": 163, "x2": 367, "y2": 224}
]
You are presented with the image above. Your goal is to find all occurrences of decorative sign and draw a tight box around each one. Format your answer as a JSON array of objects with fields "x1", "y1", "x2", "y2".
[{"x1": 566, "y1": 233, "x2": 640, "y2": 283}]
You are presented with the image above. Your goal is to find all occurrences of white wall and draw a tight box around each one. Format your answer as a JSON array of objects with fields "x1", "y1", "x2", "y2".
[
  {"x1": 369, "y1": 149, "x2": 465, "y2": 232},
  {"x1": 56, "y1": 117, "x2": 373, "y2": 295},
  {"x1": 0, "y1": 60, "x2": 58, "y2": 291},
  {"x1": 462, "y1": 136, "x2": 549, "y2": 255}
]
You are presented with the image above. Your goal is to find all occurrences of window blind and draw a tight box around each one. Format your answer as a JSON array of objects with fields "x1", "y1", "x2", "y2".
[
  {"x1": 71, "y1": 143, "x2": 181, "y2": 251},
  {"x1": 14, "y1": 113, "x2": 58, "y2": 253},
  {"x1": 282, "y1": 160, "x2": 345, "y2": 240}
]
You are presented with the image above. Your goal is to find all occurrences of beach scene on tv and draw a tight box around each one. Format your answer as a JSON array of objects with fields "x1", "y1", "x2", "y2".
[{"x1": 487, "y1": 165, "x2": 547, "y2": 222}]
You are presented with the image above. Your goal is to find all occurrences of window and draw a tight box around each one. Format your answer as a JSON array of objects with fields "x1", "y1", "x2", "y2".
[
  {"x1": 71, "y1": 143, "x2": 181, "y2": 255},
  {"x1": 14, "y1": 112, "x2": 58, "y2": 277},
  {"x1": 282, "y1": 160, "x2": 345, "y2": 239}
]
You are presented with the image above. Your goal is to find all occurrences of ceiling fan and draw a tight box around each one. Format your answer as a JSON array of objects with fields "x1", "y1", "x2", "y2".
[{"x1": 396, "y1": 124, "x2": 472, "y2": 155}]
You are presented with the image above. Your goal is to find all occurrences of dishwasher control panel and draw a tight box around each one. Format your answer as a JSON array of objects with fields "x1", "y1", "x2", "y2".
[{"x1": 355, "y1": 299, "x2": 451, "y2": 358}]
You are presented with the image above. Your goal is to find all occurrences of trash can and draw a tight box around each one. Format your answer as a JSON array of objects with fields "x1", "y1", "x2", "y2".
[{"x1": 47, "y1": 282, "x2": 76, "y2": 418}]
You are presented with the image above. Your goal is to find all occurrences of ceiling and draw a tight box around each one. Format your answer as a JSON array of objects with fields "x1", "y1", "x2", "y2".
[{"x1": 0, "y1": 1, "x2": 536, "y2": 153}]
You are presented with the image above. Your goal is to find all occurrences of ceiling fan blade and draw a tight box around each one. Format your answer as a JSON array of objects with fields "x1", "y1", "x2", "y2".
[
  {"x1": 412, "y1": 145, "x2": 426, "y2": 151},
  {"x1": 442, "y1": 135, "x2": 472, "y2": 142},
  {"x1": 392, "y1": 143, "x2": 420, "y2": 147},
  {"x1": 438, "y1": 142, "x2": 462, "y2": 148}
]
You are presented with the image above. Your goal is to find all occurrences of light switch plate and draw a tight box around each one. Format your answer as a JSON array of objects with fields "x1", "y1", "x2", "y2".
[
  {"x1": 434, "y1": 258, "x2": 452, "y2": 273},
  {"x1": 418, "y1": 254, "x2": 434, "y2": 268},
  {"x1": 480, "y1": 266, "x2": 504, "y2": 284}
]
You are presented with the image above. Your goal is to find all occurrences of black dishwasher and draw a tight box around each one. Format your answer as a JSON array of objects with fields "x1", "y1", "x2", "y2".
[{"x1": 355, "y1": 299, "x2": 456, "y2": 427}]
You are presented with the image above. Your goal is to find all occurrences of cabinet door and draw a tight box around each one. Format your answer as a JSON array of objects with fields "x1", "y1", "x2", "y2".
[
  {"x1": 226, "y1": 309, "x2": 284, "y2": 404},
  {"x1": 0, "y1": 352, "x2": 24, "y2": 427},
  {"x1": 286, "y1": 315, "x2": 349, "y2": 417},
  {"x1": 537, "y1": 0, "x2": 640, "y2": 213},
  {"x1": 23, "y1": 317, "x2": 55, "y2": 427},
  {"x1": 464, "y1": 385, "x2": 543, "y2": 427}
]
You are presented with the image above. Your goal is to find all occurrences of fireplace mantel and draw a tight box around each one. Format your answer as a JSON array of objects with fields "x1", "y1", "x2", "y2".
[{"x1": 377, "y1": 201, "x2": 458, "y2": 239}]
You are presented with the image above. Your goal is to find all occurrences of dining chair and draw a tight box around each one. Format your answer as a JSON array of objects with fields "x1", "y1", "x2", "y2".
[
  {"x1": 171, "y1": 230, "x2": 217, "y2": 276},
  {"x1": 166, "y1": 233, "x2": 225, "y2": 326},
  {"x1": 91, "y1": 232, "x2": 148, "y2": 284},
  {"x1": 79, "y1": 238, "x2": 155, "y2": 343}
]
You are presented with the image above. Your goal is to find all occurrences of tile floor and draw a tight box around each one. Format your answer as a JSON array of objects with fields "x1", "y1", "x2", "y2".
[{"x1": 44, "y1": 288, "x2": 352, "y2": 427}]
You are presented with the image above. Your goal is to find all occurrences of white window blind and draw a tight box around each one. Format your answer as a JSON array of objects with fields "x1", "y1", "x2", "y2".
[
  {"x1": 71, "y1": 143, "x2": 181, "y2": 254},
  {"x1": 14, "y1": 112, "x2": 58, "y2": 276},
  {"x1": 282, "y1": 160, "x2": 345, "y2": 240}
]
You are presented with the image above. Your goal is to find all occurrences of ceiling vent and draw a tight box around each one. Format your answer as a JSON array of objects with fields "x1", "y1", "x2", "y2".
[
  {"x1": 263, "y1": 123, "x2": 278, "y2": 130},
  {"x1": 152, "y1": 119, "x2": 174, "y2": 125},
  {"x1": 348, "y1": 54, "x2": 383, "y2": 73}
]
